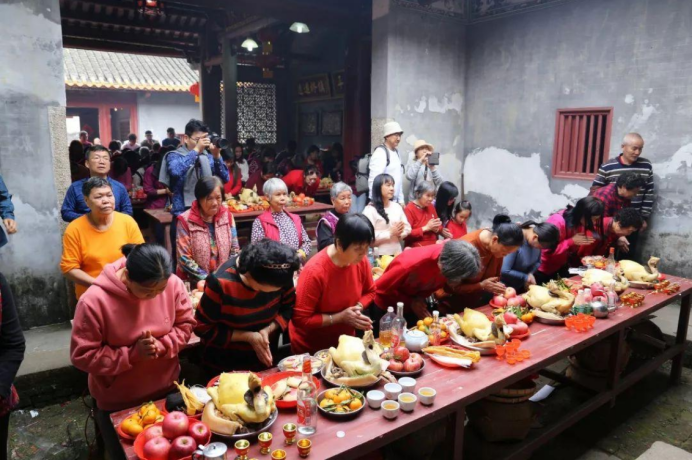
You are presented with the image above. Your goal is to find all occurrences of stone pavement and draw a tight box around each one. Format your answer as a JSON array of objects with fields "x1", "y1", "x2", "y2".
[{"x1": 9, "y1": 365, "x2": 692, "y2": 460}]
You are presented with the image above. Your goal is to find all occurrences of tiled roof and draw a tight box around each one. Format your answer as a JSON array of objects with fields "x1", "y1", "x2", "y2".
[{"x1": 63, "y1": 48, "x2": 198, "y2": 92}]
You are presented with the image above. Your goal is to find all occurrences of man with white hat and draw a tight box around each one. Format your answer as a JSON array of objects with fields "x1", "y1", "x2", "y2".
[
  {"x1": 368, "y1": 121, "x2": 405, "y2": 203},
  {"x1": 405, "y1": 139, "x2": 443, "y2": 202}
]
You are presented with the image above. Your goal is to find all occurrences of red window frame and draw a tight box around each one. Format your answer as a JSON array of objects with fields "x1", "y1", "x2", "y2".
[{"x1": 552, "y1": 107, "x2": 613, "y2": 180}]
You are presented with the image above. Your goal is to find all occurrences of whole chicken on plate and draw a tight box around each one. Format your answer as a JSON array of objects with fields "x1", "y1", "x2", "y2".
[
  {"x1": 581, "y1": 268, "x2": 629, "y2": 292},
  {"x1": 326, "y1": 331, "x2": 393, "y2": 386},
  {"x1": 523, "y1": 281, "x2": 574, "y2": 316},
  {"x1": 619, "y1": 257, "x2": 660, "y2": 283}
]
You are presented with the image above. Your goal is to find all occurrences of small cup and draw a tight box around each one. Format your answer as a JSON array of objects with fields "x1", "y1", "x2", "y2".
[
  {"x1": 258, "y1": 432, "x2": 273, "y2": 455},
  {"x1": 366, "y1": 390, "x2": 385, "y2": 409},
  {"x1": 282, "y1": 423, "x2": 297, "y2": 445},
  {"x1": 381, "y1": 400, "x2": 400, "y2": 420},
  {"x1": 297, "y1": 438, "x2": 312, "y2": 458},
  {"x1": 271, "y1": 449, "x2": 287, "y2": 460},
  {"x1": 398, "y1": 377, "x2": 416, "y2": 393},
  {"x1": 398, "y1": 392, "x2": 417, "y2": 412},
  {"x1": 418, "y1": 387, "x2": 437, "y2": 406},
  {"x1": 384, "y1": 383, "x2": 402, "y2": 400}
]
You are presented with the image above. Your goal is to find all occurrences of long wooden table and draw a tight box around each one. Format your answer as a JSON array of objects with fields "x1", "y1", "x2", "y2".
[
  {"x1": 143, "y1": 202, "x2": 334, "y2": 253},
  {"x1": 111, "y1": 276, "x2": 692, "y2": 460}
]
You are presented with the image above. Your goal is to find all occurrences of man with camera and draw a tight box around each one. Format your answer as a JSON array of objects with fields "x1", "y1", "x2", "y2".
[{"x1": 159, "y1": 119, "x2": 229, "y2": 258}]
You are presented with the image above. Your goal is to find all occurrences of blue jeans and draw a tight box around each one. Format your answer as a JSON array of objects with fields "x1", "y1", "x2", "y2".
[{"x1": 351, "y1": 193, "x2": 367, "y2": 214}]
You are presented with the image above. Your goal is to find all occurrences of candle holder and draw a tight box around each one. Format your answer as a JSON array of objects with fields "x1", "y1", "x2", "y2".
[
  {"x1": 297, "y1": 438, "x2": 312, "y2": 458},
  {"x1": 270, "y1": 449, "x2": 286, "y2": 460},
  {"x1": 234, "y1": 439, "x2": 250, "y2": 460},
  {"x1": 258, "y1": 432, "x2": 273, "y2": 455},
  {"x1": 282, "y1": 423, "x2": 297, "y2": 446}
]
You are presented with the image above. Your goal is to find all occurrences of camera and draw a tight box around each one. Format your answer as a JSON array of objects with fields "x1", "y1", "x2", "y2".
[{"x1": 209, "y1": 133, "x2": 228, "y2": 149}]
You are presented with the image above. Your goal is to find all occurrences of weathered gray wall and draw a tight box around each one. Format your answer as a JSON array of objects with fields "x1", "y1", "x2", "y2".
[
  {"x1": 372, "y1": 0, "x2": 466, "y2": 198},
  {"x1": 463, "y1": 0, "x2": 692, "y2": 276},
  {"x1": 137, "y1": 92, "x2": 201, "y2": 142},
  {"x1": 0, "y1": 0, "x2": 70, "y2": 328}
]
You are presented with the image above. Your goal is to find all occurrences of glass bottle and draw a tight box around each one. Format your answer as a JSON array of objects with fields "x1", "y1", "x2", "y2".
[
  {"x1": 606, "y1": 281, "x2": 620, "y2": 310},
  {"x1": 296, "y1": 355, "x2": 318, "y2": 436},
  {"x1": 391, "y1": 303, "x2": 406, "y2": 348},
  {"x1": 429, "y1": 310, "x2": 441, "y2": 346},
  {"x1": 379, "y1": 307, "x2": 396, "y2": 349},
  {"x1": 606, "y1": 247, "x2": 617, "y2": 274}
]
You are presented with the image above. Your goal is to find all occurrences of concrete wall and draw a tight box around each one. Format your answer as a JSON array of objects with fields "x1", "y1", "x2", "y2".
[
  {"x1": 372, "y1": 0, "x2": 466, "y2": 199},
  {"x1": 137, "y1": 92, "x2": 200, "y2": 141},
  {"x1": 0, "y1": 0, "x2": 70, "y2": 328},
  {"x1": 463, "y1": 0, "x2": 692, "y2": 276}
]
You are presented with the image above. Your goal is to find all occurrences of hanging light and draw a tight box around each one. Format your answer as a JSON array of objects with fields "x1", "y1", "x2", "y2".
[
  {"x1": 241, "y1": 37, "x2": 259, "y2": 52},
  {"x1": 137, "y1": 0, "x2": 165, "y2": 16},
  {"x1": 289, "y1": 22, "x2": 310, "y2": 34}
]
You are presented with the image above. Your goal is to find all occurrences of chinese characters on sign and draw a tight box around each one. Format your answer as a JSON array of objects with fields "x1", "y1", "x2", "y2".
[{"x1": 296, "y1": 74, "x2": 332, "y2": 101}]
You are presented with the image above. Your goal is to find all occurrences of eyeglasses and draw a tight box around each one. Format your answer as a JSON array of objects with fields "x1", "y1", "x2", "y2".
[
  {"x1": 190, "y1": 135, "x2": 209, "y2": 142},
  {"x1": 90, "y1": 155, "x2": 111, "y2": 162}
]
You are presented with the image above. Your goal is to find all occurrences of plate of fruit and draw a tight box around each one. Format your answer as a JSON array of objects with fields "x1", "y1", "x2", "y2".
[
  {"x1": 489, "y1": 287, "x2": 527, "y2": 309},
  {"x1": 133, "y1": 412, "x2": 211, "y2": 460},
  {"x1": 118, "y1": 402, "x2": 165, "y2": 440},
  {"x1": 414, "y1": 317, "x2": 450, "y2": 344},
  {"x1": 380, "y1": 346, "x2": 425, "y2": 377},
  {"x1": 316, "y1": 386, "x2": 365, "y2": 420}
]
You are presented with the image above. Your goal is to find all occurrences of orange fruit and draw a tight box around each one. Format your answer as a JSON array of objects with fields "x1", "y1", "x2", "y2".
[
  {"x1": 324, "y1": 389, "x2": 338, "y2": 400},
  {"x1": 349, "y1": 399, "x2": 363, "y2": 411},
  {"x1": 121, "y1": 417, "x2": 143, "y2": 436},
  {"x1": 319, "y1": 399, "x2": 333, "y2": 408},
  {"x1": 440, "y1": 323, "x2": 447, "y2": 331},
  {"x1": 418, "y1": 325, "x2": 427, "y2": 332},
  {"x1": 423, "y1": 317, "x2": 433, "y2": 326},
  {"x1": 440, "y1": 331, "x2": 448, "y2": 339},
  {"x1": 141, "y1": 408, "x2": 159, "y2": 425},
  {"x1": 416, "y1": 320, "x2": 424, "y2": 327}
]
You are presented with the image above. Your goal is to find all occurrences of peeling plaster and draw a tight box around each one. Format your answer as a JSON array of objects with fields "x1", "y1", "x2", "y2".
[
  {"x1": 654, "y1": 143, "x2": 692, "y2": 177},
  {"x1": 464, "y1": 147, "x2": 588, "y2": 218},
  {"x1": 626, "y1": 100, "x2": 658, "y2": 132},
  {"x1": 405, "y1": 134, "x2": 418, "y2": 147},
  {"x1": 624, "y1": 94, "x2": 635, "y2": 104},
  {"x1": 428, "y1": 93, "x2": 463, "y2": 114},
  {"x1": 414, "y1": 97, "x2": 427, "y2": 113}
]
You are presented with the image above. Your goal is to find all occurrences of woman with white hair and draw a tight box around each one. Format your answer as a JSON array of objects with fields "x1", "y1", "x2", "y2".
[
  {"x1": 404, "y1": 181, "x2": 443, "y2": 248},
  {"x1": 251, "y1": 178, "x2": 312, "y2": 260},
  {"x1": 316, "y1": 182, "x2": 352, "y2": 251}
]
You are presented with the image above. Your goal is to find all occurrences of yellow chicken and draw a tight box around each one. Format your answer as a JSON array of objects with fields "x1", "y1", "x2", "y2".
[
  {"x1": 523, "y1": 281, "x2": 574, "y2": 316},
  {"x1": 619, "y1": 257, "x2": 660, "y2": 283}
]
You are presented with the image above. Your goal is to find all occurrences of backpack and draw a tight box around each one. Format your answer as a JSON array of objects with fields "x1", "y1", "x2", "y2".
[{"x1": 355, "y1": 145, "x2": 389, "y2": 193}]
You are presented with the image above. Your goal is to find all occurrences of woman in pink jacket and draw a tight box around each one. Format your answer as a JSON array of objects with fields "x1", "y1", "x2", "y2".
[
  {"x1": 535, "y1": 196, "x2": 605, "y2": 284},
  {"x1": 70, "y1": 243, "x2": 195, "y2": 460}
]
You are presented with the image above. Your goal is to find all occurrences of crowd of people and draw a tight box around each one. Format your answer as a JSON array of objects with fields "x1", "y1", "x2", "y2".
[{"x1": 0, "y1": 117, "x2": 657, "y2": 459}]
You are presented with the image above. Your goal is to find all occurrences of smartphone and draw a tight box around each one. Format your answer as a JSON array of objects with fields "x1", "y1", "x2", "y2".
[{"x1": 428, "y1": 151, "x2": 440, "y2": 165}]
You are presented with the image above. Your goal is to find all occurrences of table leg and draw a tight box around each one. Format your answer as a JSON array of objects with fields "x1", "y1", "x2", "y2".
[
  {"x1": 607, "y1": 329, "x2": 626, "y2": 407},
  {"x1": 670, "y1": 293, "x2": 691, "y2": 384},
  {"x1": 453, "y1": 407, "x2": 466, "y2": 459}
]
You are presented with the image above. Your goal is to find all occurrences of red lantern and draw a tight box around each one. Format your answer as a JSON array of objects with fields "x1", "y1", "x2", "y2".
[{"x1": 189, "y1": 82, "x2": 200, "y2": 102}]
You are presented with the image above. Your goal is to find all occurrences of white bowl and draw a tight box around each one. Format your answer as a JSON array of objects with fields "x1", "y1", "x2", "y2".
[
  {"x1": 397, "y1": 392, "x2": 417, "y2": 412},
  {"x1": 398, "y1": 377, "x2": 416, "y2": 393},
  {"x1": 382, "y1": 401, "x2": 400, "y2": 420},
  {"x1": 366, "y1": 390, "x2": 385, "y2": 409},
  {"x1": 418, "y1": 387, "x2": 436, "y2": 406},
  {"x1": 384, "y1": 383, "x2": 402, "y2": 400}
]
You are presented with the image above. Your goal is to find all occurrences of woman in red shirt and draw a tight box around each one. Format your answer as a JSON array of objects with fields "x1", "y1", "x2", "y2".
[
  {"x1": 290, "y1": 214, "x2": 376, "y2": 354},
  {"x1": 404, "y1": 181, "x2": 442, "y2": 248},
  {"x1": 282, "y1": 165, "x2": 320, "y2": 197},
  {"x1": 221, "y1": 149, "x2": 242, "y2": 196},
  {"x1": 446, "y1": 200, "x2": 472, "y2": 239}
]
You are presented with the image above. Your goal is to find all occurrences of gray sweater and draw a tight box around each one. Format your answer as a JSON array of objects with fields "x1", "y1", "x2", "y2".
[{"x1": 405, "y1": 157, "x2": 443, "y2": 202}]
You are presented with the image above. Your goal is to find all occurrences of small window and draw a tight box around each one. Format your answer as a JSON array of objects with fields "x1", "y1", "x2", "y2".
[{"x1": 552, "y1": 107, "x2": 613, "y2": 179}]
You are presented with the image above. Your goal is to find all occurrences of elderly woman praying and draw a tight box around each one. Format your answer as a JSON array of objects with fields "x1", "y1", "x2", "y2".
[
  {"x1": 316, "y1": 182, "x2": 352, "y2": 251},
  {"x1": 251, "y1": 178, "x2": 312, "y2": 260}
]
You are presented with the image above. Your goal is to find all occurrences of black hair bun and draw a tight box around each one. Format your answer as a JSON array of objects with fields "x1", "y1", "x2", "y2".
[{"x1": 492, "y1": 214, "x2": 512, "y2": 226}]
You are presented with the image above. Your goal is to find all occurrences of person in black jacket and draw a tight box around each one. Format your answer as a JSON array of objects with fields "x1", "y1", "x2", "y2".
[{"x1": 0, "y1": 273, "x2": 25, "y2": 460}]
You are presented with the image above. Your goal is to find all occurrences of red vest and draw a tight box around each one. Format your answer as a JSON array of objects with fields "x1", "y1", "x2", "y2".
[{"x1": 257, "y1": 211, "x2": 303, "y2": 247}]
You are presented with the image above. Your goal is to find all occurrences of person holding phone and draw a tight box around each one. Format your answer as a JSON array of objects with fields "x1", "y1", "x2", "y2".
[{"x1": 406, "y1": 139, "x2": 443, "y2": 202}]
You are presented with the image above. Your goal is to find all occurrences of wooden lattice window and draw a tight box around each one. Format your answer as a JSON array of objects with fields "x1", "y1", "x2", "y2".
[{"x1": 552, "y1": 107, "x2": 613, "y2": 179}]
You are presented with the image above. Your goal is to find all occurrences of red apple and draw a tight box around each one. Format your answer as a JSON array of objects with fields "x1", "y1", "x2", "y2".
[
  {"x1": 504, "y1": 287, "x2": 517, "y2": 298},
  {"x1": 169, "y1": 436, "x2": 197, "y2": 460},
  {"x1": 388, "y1": 359, "x2": 404, "y2": 372},
  {"x1": 507, "y1": 297, "x2": 524, "y2": 307},
  {"x1": 143, "y1": 437, "x2": 170, "y2": 460},
  {"x1": 197, "y1": 280, "x2": 206, "y2": 291},
  {"x1": 517, "y1": 296, "x2": 527, "y2": 307},
  {"x1": 188, "y1": 421, "x2": 210, "y2": 447},
  {"x1": 658, "y1": 273, "x2": 666, "y2": 280},
  {"x1": 403, "y1": 357, "x2": 421, "y2": 372},
  {"x1": 512, "y1": 321, "x2": 529, "y2": 335},
  {"x1": 162, "y1": 411, "x2": 189, "y2": 440},
  {"x1": 393, "y1": 346, "x2": 410, "y2": 362},
  {"x1": 504, "y1": 312, "x2": 518, "y2": 324},
  {"x1": 493, "y1": 296, "x2": 508, "y2": 307},
  {"x1": 142, "y1": 425, "x2": 164, "y2": 443},
  {"x1": 409, "y1": 353, "x2": 423, "y2": 365}
]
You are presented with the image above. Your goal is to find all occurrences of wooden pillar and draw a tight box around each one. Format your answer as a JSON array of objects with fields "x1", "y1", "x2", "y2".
[
  {"x1": 221, "y1": 36, "x2": 239, "y2": 144},
  {"x1": 200, "y1": 30, "x2": 222, "y2": 134},
  {"x1": 342, "y1": 28, "x2": 372, "y2": 183}
]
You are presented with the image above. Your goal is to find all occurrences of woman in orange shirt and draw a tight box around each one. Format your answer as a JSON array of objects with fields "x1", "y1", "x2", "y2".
[
  {"x1": 60, "y1": 177, "x2": 144, "y2": 298},
  {"x1": 438, "y1": 215, "x2": 522, "y2": 311}
]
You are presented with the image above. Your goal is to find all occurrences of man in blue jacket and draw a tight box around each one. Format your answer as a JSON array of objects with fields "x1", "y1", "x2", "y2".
[{"x1": 61, "y1": 145, "x2": 132, "y2": 222}]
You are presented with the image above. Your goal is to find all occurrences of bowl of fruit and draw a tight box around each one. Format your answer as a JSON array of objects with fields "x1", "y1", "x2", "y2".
[
  {"x1": 133, "y1": 412, "x2": 211, "y2": 460},
  {"x1": 317, "y1": 386, "x2": 365, "y2": 420},
  {"x1": 414, "y1": 317, "x2": 450, "y2": 345},
  {"x1": 380, "y1": 346, "x2": 425, "y2": 377}
]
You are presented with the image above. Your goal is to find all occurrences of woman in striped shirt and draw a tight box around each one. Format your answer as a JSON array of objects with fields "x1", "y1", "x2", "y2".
[{"x1": 194, "y1": 239, "x2": 300, "y2": 376}]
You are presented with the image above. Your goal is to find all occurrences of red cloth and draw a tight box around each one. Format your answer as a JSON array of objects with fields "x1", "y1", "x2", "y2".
[
  {"x1": 282, "y1": 169, "x2": 319, "y2": 197},
  {"x1": 289, "y1": 249, "x2": 376, "y2": 354},
  {"x1": 70, "y1": 258, "x2": 195, "y2": 411},
  {"x1": 374, "y1": 244, "x2": 446, "y2": 314},
  {"x1": 446, "y1": 220, "x2": 468, "y2": 239},
  {"x1": 591, "y1": 183, "x2": 630, "y2": 217},
  {"x1": 224, "y1": 172, "x2": 242, "y2": 196},
  {"x1": 258, "y1": 211, "x2": 303, "y2": 246},
  {"x1": 244, "y1": 169, "x2": 266, "y2": 194},
  {"x1": 403, "y1": 202, "x2": 439, "y2": 248}
]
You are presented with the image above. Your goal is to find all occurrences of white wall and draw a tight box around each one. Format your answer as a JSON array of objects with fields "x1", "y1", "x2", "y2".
[{"x1": 137, "y1": 92, "x2": 201, "y2": 141}]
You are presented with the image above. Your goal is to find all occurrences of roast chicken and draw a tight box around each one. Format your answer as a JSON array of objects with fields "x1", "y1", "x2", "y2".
[
  {"x1": 329, "y1": 331, "x2": 387, "y2": 378},
  {"x1": 581, "y1": 268, "x2": 630, "y2": 292},
  {"x1": 207, "y1": 372, "x2": 275, "y2": 425},
  {"x1": 620, "y1": 257, "x2": 660, "y2": 283},
  {"x1": 453, "y1": 308, "x2": 506, "y2": 345},
  {"x1": 523, "y1": 281, "x2": 574, "y2": 315}
]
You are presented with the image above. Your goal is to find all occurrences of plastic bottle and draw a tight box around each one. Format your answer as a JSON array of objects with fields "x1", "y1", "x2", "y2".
[
  {"x1": 606, "y1": 247, "x2": 617, "y2": 274},
  {"x1": 583, "y1": 288, "x2": 593, "y2": 304},
  {"x1": 379, "y1": 307, "x2": 396, "y2": 349},
  {"x1": 429, "y1": 310, "x2": 441, "y2": 346},
  {"x1": 391, "y1": 303, "x2": 406, "y2": 348},
  {"x1": 297, "y1": 354, "x2": 318, "y2": 436},
  {"x1": 606, "y1": 281, "x2": 620, "y2": 310},
  {"x1": 573, "y1": 289, "x2": 586, "y2": 315}
]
